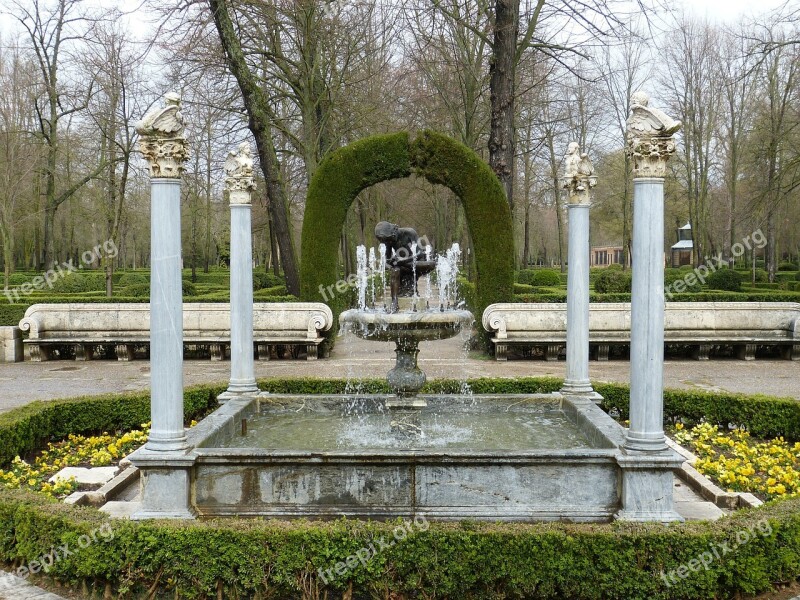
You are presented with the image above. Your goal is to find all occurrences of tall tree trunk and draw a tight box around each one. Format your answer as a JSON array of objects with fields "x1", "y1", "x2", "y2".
[
  {"x1": 488, "y1": 0, "x2": 518, "y2": 209},
  {"x1": 209, "y1": 0, "x2": 300, "y2": 295}
]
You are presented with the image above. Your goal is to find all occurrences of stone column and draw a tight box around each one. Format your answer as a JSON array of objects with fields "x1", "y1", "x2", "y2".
[
  {"x1": 219, "y1": 143, "x2": 259, "y2": 401},
  {"x1": 130, "y1": 93, "x2": 194, "y2": 520},
  {"x1": 624, "y1": 92, "x2": 680, "y2": 453},
  {"x1": 139, "y1": 93, "x2": 189, "y2": 453},
  {"x1": 560, "y1": 143, "x2": 601, "y2": 402},
  {"x1": 617, "y1": 91, "x2": 682, "y2": 522}
]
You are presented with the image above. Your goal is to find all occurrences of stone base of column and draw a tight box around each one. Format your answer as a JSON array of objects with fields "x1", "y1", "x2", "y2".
[
  {"x1": 624, "y1": 430, "x2": 668, "y2": 453},
  {"x1": 218, "y1": 382, "x2": 260, "y2": 404},
  {"x1": 560, "y1": 380, "x2": 603, "y2": 403},
  {"x1": 615, "y1": 450, "x2": 683, "y2": 523},
  {"x1": 130, "y1": 451, "x2": 196, "y2": 520}
]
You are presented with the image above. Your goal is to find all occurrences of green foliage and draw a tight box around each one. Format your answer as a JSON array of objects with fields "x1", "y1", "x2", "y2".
[
  {"x1": 50, "y1": 273, "x2": 105, "y2": 294},
  {"x1": 300, "y1": 131, "x2": 514, "y2": 343},
  {"x1": 664, "y1": 269, "x2": 701, "y2": 293},
  {"x1": 753, "y1": 268, "x2": 769, "y2": 283},
  {"x1": 514, "y1": 282, "x2": 534, "y2": 293},
  {"x1": 182, "y1": 280, "x2": 197, "y2": 296},
  {"x1": 0, "y1": 386, "x2": 221, "y2": 468},
  {"x1": 456, "y1": 277, "x2": 476, "y2": 310},
  {"x1": 796, "y1": 271, "x2": 800, "y2": 281},
  {"x1": 117, "y1": 273, "x2": 148, "y2": 287},
  {"x1": 0, "y1": 489, "x2": 795, "y2": 599},
  {"x1": 122, "y1": 284, "x2": 149, "y2": 298},
  {"x1": 252, "y1": 285, "x2": 289, "y2": 298},
  {"x1": 0, "y1": 304, "x2": 26, "y2": 326},
  {"x1": 707, "y1": 268, "x2": 743, "y2": 292},
  {"x1": 252, "y1": 271, "x2": 283, "y2": 290},
  {"x1": 594, "y1": 268, "x2": 632, "y2": 293},
  {"x1": 778, "y1": 262, "x2": 798, "y2": 271},
  {"x1": 518, "y1": 269, "x2": 561, "y2": 287}
]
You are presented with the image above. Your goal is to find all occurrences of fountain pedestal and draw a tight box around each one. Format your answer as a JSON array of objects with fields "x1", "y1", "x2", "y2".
[
  {"x1": 388, "y1": 337, "x2": 426, "y2": 396},
  {"x1": 339, "y1": 308, "x2": 473, "y2": 398}
]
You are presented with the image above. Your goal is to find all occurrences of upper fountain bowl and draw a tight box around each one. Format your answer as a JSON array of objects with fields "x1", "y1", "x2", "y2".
[{"x1": 340, "y1": 308, "x2": 474, "y2": 342}]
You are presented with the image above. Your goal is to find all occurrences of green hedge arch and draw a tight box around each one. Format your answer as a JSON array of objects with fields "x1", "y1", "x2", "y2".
[{"x1": 300, "y1": 130, "x2": 514, "y2": 327}]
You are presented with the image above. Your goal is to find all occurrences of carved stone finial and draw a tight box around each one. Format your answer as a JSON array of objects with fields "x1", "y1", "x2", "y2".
[
  {"x1": 136, "y1": 93, "x2": 188, "y2": 179},
  {"x1": 224, "y1": 142, "x2": 256, "y2": 204},
  {"x1": 625, "y1": 91, "x2": 681, "y2": 178},
  {"x1": 562, "y1": 142, "x2": 597, "y2": 205}
]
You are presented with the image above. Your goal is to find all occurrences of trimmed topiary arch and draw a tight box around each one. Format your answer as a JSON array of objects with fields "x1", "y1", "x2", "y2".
[{"x1": 300, "y1": 130, "x2": 514, "y2": 333}]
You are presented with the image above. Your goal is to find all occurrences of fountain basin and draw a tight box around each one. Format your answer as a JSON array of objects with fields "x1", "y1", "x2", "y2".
[
  {"x1": 340, "y1": 309, "x2": 473, "y2": 396},
  {"x1": 339, "y1": 309, "x2": 473, "y2": 342},
  {"x1": 184, "y1": 393, "x2": 641, "y2": 521}
]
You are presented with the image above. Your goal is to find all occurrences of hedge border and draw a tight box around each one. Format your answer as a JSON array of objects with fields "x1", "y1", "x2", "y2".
[
  {"x1": 0, "y1": 378, "x2": 798, "y2": 599},
  {"x1": 299, "y1": 131, "x2": 515, "y2": 340}
]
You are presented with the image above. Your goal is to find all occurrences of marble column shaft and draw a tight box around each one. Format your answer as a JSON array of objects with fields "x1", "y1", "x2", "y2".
[
  {"x1": 625, "y1": 178, "x2": 667, "y2": 451},
  {"x1": 227, "y1": 195, "x2": 258, "y2": 394},
  {"x1": 147, "y1": 179, "x2": 188, "y2": 451},
  {"x1": 563, "y1": 202, "x2": 593, "y2": 395}
]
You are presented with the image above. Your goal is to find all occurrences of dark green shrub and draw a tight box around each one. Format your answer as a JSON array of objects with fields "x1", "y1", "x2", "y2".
[
  {"x1": 778, "y1": 262, "x2": 798, "y2": 271},
  {"x1": 514, "y1": 283, "x2": 534, "y2": 294},
  {"x1": 7, "y1": 273, "x2": 29, "y2": 286},
  {"x1": 122, "y1": 284, "x2": 149, "y2": 298},
  {"x1": 707, "y1": 268, "x2": 743, "y2": 292},
  {"x1": 253, "y1": 271, "x2": 283, "y2": 290},
  {"x1": 664, "y1": 269, "x2": 701, "y2": 293},
  {"x1": 182, "y1": 280, "x2": 197, "y2": 296},
  {"x1": 50, "y1": 273, "x2": 105, "y2": 294},
  {"x1": 752, "y1": 268, "x2": 769, "y2": 283},
  {"x1": 0, "y1": 304, "x2": 26, "y2": 326},
  {"x1": 456, "y1": 277, "x2": 476, "y2": 310},
  {"x1": 796, "y1": 271, "x2": 800, "y2": 281},
  {"x1": 679, "y1": 264, "x2": 694, "y2": 271},
  {"x1": 594, "y1": 268, "x2": 632, "y2": 293},
  {"x1": 252, "y1": 285, "x2": 289, "y2": 299},
  {"x1": 528, "y1": 269, "x2": 561, "y2": 287},
  {"x1": 117, "y1": 273, "x2": 148, "y2": 287}
]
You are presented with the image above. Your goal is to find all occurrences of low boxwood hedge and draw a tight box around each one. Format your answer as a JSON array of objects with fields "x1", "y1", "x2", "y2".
[{"x1": 0, "y1": 378, "x2": 797, "y2": 597}]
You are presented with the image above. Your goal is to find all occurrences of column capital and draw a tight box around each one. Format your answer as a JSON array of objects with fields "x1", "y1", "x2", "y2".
[
  {"x1": 136, "y1": 92, "x2": 188, "y2": 179},
  {"x1": 562, "y1": 142, "x2": 596, "y2": 205},
  {"x1": 625, "y1": 91, "x2": 681, "y2": 179},
  {"x1": 224, "y1": 142, "x2": 256, "y2": 204}
]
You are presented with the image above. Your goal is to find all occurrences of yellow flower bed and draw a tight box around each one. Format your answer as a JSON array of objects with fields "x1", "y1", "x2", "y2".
[
  {"x1": 672, "y1": 421, "x2": 800, "y2": 501},
  {"x1": 0, "y1": 423, "x2": 151, "y2": 499}
]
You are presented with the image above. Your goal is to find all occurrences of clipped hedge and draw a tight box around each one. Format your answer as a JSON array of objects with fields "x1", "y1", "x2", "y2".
[
  {"x1": 0, "y1": 304, "x2": 26, "y2": 327},
  {"x1": 300, "y1": 130, "x2": 514, "y2": 340},
  {"x1": 0, "y1": 385, "x2": 222, "y2": 467},
  {"x1": 708, "y1": 268, "x2": 743, "y2": 292},
  {"x1": 0, "y1": 378, "x2": 798, "y2": 598},
  {"x1": 0, "y1": 491, "x2": 798, "y2": 599}
]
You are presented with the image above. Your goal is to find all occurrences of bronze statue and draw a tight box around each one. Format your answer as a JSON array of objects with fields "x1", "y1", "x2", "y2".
[{"x1": 374, "y1": 221, "x2": 435, "y2": 312}]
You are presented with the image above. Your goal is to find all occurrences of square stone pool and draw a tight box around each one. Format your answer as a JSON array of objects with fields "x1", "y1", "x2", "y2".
[{"x1": 186, "y1": 393, "x2": 633, "y2": 521}]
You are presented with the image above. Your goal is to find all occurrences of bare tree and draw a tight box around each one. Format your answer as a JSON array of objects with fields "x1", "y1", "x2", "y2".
[{"x1": 7, "y1": 0, "x2": 108, "y2": 268}]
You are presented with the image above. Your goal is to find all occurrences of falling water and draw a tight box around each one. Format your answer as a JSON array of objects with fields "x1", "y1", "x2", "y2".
[
  {"x1": 435, "y1": 243, "x2": 461, "y2": 310},
  {"x1": 368, "y1": 247, "x2": 377, "y2": 308},
  {"x1": 378, "y1": 244, "x2": 387, "y2": 307},
  {"x1": 410, "y1": 241, "x2": 418, "y2": 305},
  {"x1": 356, "y1": 245, "x2": 368, "y2": 310},
  {"x1": 423, "y1": 244, "x2": 432, "y2": 305}
]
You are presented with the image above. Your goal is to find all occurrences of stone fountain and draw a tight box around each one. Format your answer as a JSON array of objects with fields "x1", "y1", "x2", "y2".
[
  {"x1": 339, "y1": 221, "x2": 472, "y2": 398},
  {"x1": 128, "y1": 96, "x2": 683, "y2": 523}
]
